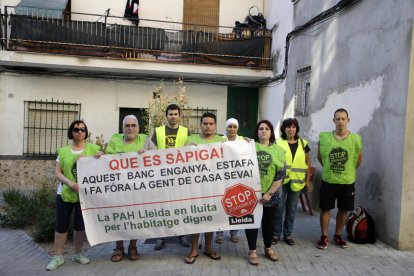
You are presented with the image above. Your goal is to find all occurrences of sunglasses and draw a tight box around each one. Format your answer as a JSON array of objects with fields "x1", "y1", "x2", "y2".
[{"x1": 72, "y1": 127, "x2": 86, "y2": 133}]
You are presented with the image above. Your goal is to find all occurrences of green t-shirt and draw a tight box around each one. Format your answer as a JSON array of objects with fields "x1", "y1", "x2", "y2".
[
  {"x1": 186, "y1": 134, "x2": 225, "y2": 145},
  {"x1": 255, "y1": 142, "x2": 286, "y2": 193},
  {"x1": 106, "y1": 133, "x2": 147, "y2": 154},
  {"x1": 319, "y1": 131, "x2": 362, "y2": 184},
  {"x1": 57, "y1": 143, "x2": 100, "y2": 203}
]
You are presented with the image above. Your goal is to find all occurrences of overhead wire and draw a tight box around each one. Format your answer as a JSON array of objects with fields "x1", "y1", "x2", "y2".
[{"x1": 257, "y1": 0, "x2": 364, "y2": 87}]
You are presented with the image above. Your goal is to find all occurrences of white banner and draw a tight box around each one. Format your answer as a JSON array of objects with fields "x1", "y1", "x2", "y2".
[{"x1": 77, "y1": 141, "x2": 263, "y2": 246}]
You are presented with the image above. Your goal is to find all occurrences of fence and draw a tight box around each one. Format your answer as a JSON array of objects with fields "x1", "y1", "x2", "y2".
[{"x1": 1, "y1": 6, "x2": 272, "y2": 68}]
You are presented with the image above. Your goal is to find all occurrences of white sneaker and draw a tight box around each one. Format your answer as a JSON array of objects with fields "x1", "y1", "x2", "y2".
[
  {"x1": 72, "y1": 253, "x2": 90, "y2": 265},
  {"x1": 46, "y1": 256, "x2": 64, "y2": 271}
]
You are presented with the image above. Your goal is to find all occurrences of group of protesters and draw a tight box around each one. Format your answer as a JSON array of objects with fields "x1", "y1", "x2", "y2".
[{"x1": 46, "y1": 104, "x2": 362, "y2": 270}]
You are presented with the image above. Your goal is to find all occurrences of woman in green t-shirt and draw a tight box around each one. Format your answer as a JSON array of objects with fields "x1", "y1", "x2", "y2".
[
  {"x1": 245, "y1": 120, "x2": 286, "y2": 266},
  {"x1": 46, "y1": 120, "x2": 100, "y2": 271}
]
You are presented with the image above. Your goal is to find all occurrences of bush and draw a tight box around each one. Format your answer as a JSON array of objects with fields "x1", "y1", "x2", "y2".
[
  {"x1": 2, "y1": 189, "x2": 32, "y2": 227},
  {"x1": 1, "y1": 180, "x2": 58, "y2": 242}
]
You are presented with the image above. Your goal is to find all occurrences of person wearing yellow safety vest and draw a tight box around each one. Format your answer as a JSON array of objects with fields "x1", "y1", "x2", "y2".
[
  {"x1": 215, "y1": 118, "x2": 244, "y2": 245},
  {"x1": 106, "y1": 115, "x2": 155, "y2": 262},
  {"x1": 316, "y1": 108, "x2": 362, "y2": 250},
  {"x1": 151, "y1": 104, "x2": 191, "y2": 251},
  {"x1": 273, "y1": 118, "x2": 311, "y2": 247}
]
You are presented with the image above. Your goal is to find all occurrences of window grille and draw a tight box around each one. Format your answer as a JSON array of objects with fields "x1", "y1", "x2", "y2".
[
  {"x1": 182, "y1": 107, "x2": 217, "y2": 134},
  {"x1": 24, "y1": 99, "x2": 81, "y2": 157},
  {"x1": 294, "y1": 66, "x2": 311, "y2": 116}
]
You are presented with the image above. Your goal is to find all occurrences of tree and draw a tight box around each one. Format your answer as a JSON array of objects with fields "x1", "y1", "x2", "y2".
[{"x1": 145, "y1": 79, "x2": 192, "y2": 135}]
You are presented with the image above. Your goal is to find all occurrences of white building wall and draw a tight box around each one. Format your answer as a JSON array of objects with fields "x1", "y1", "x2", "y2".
[
  {"x1": 70, "y1": 0, "x2": 262, "y2": 29},
  {"x1": 0, "y1": 74, "x2": 227, "y2": 155},
  {"x1": 259, "y1": 0, "x2": 294, "y2": 136},
  {"x1": 280, "y1": 0, "x2": 414, "y2": 249}
]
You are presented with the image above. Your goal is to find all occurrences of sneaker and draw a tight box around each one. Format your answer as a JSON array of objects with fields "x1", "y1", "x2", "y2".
[
  {"x1": 283, "y1": 237, "x2": 295, "y2": 246},
  {"x1": 154, "y1": 239, "x2": 166, "y2": 250},
  {"x1": 272, "y1": 236, "x2": 280, "y2": 245},
  {"x1": 46, "y1": 256, "x2": 64, "y2": 271},
  {"x1": 215, "y1": 234, "x2": 223, "y2": 244},
  {"x1": 333, "y1": 235, "x2": 348, "y2": 248},
  {"x1": 317, "y1": 235, "x2": 328, "y2": 249},
  {"x1": 72, "y1": 253, "x2": 90, "y2": 265},
  {"x1": 230, "y1": 235, "x2": 240, "y2": 243},
  {"x1": 179, "y1": 236, "x2": 191, "y2": 248}
]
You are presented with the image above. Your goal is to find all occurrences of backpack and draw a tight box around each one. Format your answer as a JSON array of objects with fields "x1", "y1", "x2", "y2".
[{"x1": 346, "y1": 206, "x2": 376, "y2": 244}]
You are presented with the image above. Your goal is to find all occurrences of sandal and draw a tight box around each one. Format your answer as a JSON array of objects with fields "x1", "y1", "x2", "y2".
[
  {"x1": 111, "y1": 247, "x2": 124, "y2": 262},
  {"x1": 184, "y1": 254, "x2": 199, "y2": 264},
  {"x1": 248, "y1": 251, "x2": 259, "y2": 266},
  {"x1": 264, "y1": 248, "x2": 279, "y2": 262},
  {"x1": 204, "y1": 251, "x2": 221, "y2": 260},
  {"x1": 128, "y1": 246, "x2": 140, "y2": 261}
]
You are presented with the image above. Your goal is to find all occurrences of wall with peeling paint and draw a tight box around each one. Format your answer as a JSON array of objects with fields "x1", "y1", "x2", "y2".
[{"x1": 265, "y1": 0, "x2": 414, "y2": 249}]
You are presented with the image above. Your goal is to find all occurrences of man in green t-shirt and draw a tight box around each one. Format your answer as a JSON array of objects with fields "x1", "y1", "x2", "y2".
[
  {"x1": 317, "y1": 108, "x2": 363, "y2": 250},
  {"x1": 184, "y1": 112, "x2": 223, "y2": 264},
  {"x1": 151, "y1": 104, "x2": 191, "y2": 250},
  {"x1": 106, "y1": 115, "x2": 154, "y2": 262}
]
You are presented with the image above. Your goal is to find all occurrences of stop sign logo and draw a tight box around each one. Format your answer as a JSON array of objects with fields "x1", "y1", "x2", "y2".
[{"x1": 221, "y1": 183, "x2": 258, "y2": 218}]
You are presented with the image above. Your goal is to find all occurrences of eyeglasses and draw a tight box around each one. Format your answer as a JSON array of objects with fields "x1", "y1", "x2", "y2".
[
  {"x1": 72, "y1": 127, "x2": 86, "y2": 133},
  {"x1": 124, "y1": 124, "x2": 137, "y2": 128}
]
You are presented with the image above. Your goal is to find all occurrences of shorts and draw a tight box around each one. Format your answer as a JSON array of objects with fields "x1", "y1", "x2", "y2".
[
  {"x1": 55, "y1": 194, "x2": 85, "y2": 233},
  {"x1": 319, "y1": 180, "x2": 355, "y2": 211}
]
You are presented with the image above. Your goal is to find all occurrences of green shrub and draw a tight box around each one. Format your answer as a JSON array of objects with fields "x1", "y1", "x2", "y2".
[
  {"x1": 33, "y1": 207, "x2": 56, "y2": 242},
  {"x1": 1, "y1": 180, "x2": 58, "y2": 242},
  {"x1": 2, "y1": 189, "x2": 32, "y2": 227}
]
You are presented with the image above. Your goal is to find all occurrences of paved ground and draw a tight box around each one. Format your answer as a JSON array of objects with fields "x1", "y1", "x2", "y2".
[{"x1": 1, "y1": 210, "x2": 414, "y2": 276}]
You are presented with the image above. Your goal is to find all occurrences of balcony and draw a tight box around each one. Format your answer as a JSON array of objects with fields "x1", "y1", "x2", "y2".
[{"x1": 0, "y1": 6, "x2": 273, "y2": 85}]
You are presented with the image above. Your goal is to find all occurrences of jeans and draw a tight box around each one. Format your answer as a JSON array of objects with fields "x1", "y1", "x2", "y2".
[
  {"x1": 216, "y1": 230, "x2": 238, "y2": 237},
  {"x1": 273, "y1": 183, "x2": 301, "y2": 238}
]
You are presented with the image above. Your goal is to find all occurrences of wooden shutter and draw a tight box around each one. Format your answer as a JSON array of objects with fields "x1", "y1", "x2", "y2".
[{"x1": 183, "y1": 0, "x2": 219, "y2": 32}]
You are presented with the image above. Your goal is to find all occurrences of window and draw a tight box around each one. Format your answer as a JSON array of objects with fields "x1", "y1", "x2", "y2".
[
  {"x1": 294, "y1": 66, "x2": 311, "y2": 116},
  {"x1": 118, "y1": 108, "x2": 148, "y2": 134},
  {"x1": 183, "y1": 0, "x2": 219, "y2": 32},
  {"x1": 24, "y1": 99, "x2": 81, "y2": 157},
  {"x1": 182, "y1": 107, "x2": 217, "y2": 134}
]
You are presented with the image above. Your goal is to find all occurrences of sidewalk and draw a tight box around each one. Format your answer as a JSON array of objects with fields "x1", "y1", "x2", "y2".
[{"x1": 1, "y1": 210, "x2": 414, "y2": 276}]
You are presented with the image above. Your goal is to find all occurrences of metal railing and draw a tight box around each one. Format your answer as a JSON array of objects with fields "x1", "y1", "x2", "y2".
[{"x1": 0, "y1": 6, "x2": 272, "y2": 68}]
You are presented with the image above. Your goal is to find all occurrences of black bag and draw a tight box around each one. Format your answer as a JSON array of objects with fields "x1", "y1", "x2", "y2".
[
  {"x1": 346, "y1": 206, "x2": 376, "y2": 244},
  {"x1": 245, "y1": 6, "x2": 266, "y2": 29}
]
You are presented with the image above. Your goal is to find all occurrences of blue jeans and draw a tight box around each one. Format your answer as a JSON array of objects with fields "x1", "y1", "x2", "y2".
[
  {"x1": 273, "y1": 183, "x2": 301, "y2": 238},
  {"x1": 216, "y1": 230, "x2": 238, "y2": 237}
]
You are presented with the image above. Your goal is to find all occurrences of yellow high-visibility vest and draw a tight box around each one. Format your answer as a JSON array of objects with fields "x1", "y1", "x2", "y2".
[
  {"x1": 277, "y1": 138, "x2": 308, "y2": 192},
  {"x1": 156, "y1": 125, "x2": 188, "y2": 149}
]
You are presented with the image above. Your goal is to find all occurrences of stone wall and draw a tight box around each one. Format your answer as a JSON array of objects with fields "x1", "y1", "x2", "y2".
[{"x1": 0, "y1": 160, "x2": 56, "y2": 190}]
